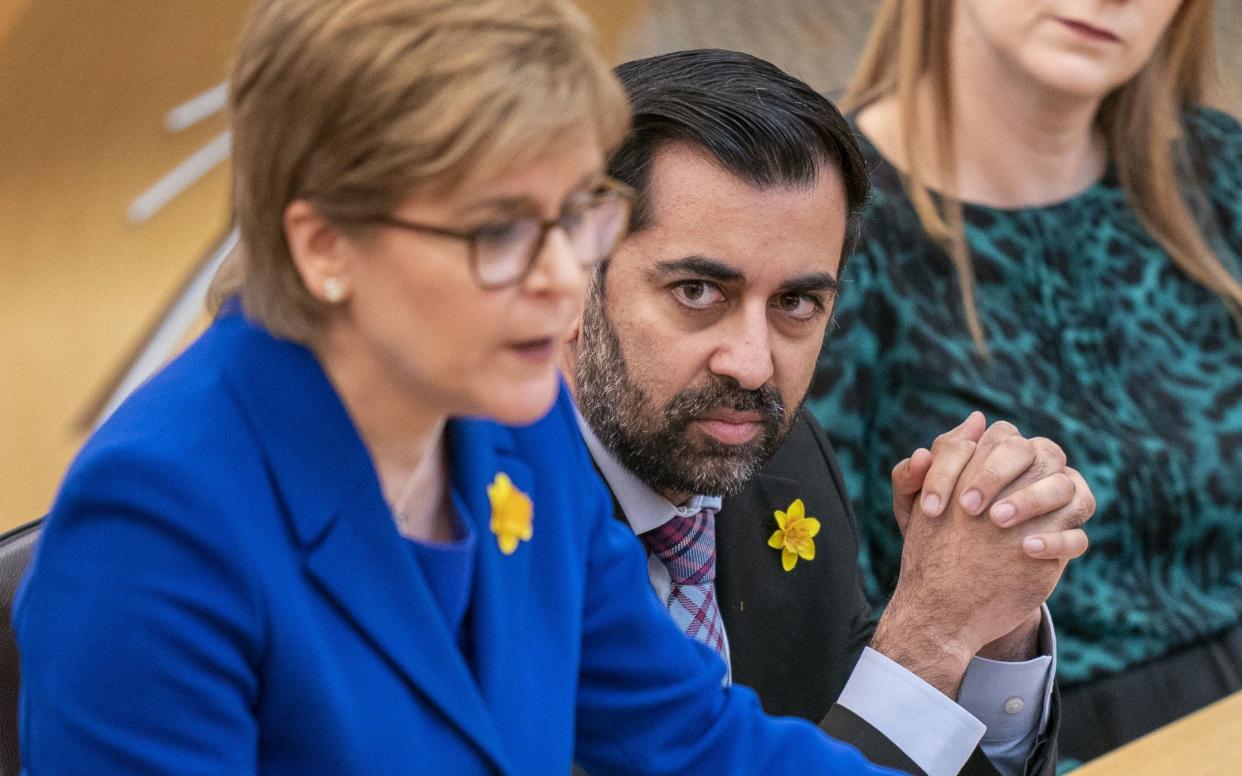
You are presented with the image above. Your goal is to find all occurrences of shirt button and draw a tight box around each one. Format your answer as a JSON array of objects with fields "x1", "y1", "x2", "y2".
[{"x1": 1004, "y1": 697, "x2": 1025, "y2": 714}]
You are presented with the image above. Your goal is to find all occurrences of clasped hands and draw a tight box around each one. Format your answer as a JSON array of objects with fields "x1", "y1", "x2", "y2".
[{"x1": 871, "y1": 411, "x2": 1096, "y2": 697}]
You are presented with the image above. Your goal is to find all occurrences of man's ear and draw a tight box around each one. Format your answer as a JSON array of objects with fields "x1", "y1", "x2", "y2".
[
  {"x1": 564, "y1": 314, "x2": 582, "y2": 348},
  {"x1": 556, "y1": 314, "x2": 582, "y2": 395},
  {"x1": 283, "y1": 199, "x2": 354, "y2": 304}
]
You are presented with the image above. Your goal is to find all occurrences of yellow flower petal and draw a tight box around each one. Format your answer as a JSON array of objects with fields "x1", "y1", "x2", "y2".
[
  {"x1": 770, "y1": 498, "x2": 821, "y2": 569},
  {"x1": 488, "y1": 472, "x2": 511, "y2": 500},
  {"x1": 488, "y1": 472, "x2": 532, "y2": 555}
]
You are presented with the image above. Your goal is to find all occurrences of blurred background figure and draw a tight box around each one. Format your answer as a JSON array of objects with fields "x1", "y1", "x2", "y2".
[
  {"x1": 805, "y1": 0, "x2": 1242, "y2": 768},
  {"x1": 615, "y1": 0, "x2": 1242, "y2": 96}
]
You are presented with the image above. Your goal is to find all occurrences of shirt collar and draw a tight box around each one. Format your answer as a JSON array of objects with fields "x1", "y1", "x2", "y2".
[{"x1": 574, "y1": 406, "x2": 722, "y2": 536}]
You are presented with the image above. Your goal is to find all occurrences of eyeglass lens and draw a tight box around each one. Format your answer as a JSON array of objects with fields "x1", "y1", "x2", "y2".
[{"x1": 473, "y1": 192, "x2": 630, "y2": 286}]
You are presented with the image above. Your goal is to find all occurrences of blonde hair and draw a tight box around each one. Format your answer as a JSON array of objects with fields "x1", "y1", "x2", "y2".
[
  {"x1": 212, "y1": 0, "x2": 630, "y2": 342},
  {"x1": 844, "y1": 0, "x2": 1240, "y2": 349}
]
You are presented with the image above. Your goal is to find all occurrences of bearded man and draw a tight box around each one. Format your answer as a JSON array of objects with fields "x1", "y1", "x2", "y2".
[{"x1": 563, "y1": 50, "x2": 1095, "y2": 776}]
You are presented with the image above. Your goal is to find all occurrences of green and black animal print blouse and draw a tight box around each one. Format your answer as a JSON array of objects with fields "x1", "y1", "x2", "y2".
[{"x1": 808, "y1": 108, "x2": 1242, "y2": 685}]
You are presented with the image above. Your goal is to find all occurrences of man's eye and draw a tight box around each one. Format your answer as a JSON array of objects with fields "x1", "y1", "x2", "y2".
[
  {"x1": 775, "y1": 292, "x2": 822, "y2": 321},
  {"x1": 671, "y1": 280, "x2": 725, "y2": 310}
]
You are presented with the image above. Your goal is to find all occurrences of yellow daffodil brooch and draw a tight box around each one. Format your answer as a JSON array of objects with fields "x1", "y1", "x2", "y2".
[
  {"x1": 488, "y1": 472, "x2": 533, "y2": 555},
  {"x1": 768, "y1": 498, "x2": 820, "y2": 571}
]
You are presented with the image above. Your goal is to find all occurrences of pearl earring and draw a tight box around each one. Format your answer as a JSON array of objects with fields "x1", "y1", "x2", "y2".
[{"x1": 322, "y1": 277, "x2": 346, "y2": 304}]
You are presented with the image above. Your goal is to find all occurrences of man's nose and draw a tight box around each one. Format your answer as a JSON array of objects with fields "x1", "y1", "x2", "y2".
[{"x1": 707, "y1": 305, "x2": 774, "y2": 391}]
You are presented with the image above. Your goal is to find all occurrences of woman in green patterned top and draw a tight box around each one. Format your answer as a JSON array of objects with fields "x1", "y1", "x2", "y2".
[{"x1": 808, "y1": 0, "x2": 1242, "y2": 766}]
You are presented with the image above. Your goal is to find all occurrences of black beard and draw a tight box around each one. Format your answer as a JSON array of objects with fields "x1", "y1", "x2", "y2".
[{"x1": 574, "y1": 286, "x2": 796, "y2": 497}]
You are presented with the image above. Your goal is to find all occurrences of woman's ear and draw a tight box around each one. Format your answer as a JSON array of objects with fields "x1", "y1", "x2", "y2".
[{"x1": 284, "y1": 199, "x2": 354, "y2": 304}]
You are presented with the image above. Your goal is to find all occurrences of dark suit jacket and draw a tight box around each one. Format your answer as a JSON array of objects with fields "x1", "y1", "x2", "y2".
[{"x1": 721, "y1": 409, "x2": 1060, "y2": 775}]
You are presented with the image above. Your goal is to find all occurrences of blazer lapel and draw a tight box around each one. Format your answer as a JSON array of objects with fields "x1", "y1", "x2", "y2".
[
  {"x1": 302, "y1": 491, "x2": 507, "y2": 772},
  {"x1": 448, "y1": 419, "x2": 536, "y2": 718},
  {"x1": 218, "y1": 313, "x2": 507, "y2": 771},
  {"x1": 723, "y1": 471, "x2": 806, "y2": 576},
  {"x1": 716, "y1": 415, "x2": 864, "y2": 721}
]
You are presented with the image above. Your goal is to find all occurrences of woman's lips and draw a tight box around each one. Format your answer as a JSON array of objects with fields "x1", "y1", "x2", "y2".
[
  {"x1": 508, "y1": 337, "x2": 556, "y2": 363},
  {"x1": 1058, "y1": 18, "x2": 1121, "y2": 44}
]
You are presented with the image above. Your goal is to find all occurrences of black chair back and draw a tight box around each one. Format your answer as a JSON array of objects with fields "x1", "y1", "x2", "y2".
[{"x1": 0, "y1": 520, "x2": 41, "y2": 776}]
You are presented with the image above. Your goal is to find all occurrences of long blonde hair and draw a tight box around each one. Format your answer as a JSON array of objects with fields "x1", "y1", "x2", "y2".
[{"x1": 843, "y1": 0, "x2": 1241, "y2": 348}]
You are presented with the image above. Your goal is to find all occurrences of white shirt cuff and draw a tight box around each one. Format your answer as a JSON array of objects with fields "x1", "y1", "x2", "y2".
[
  {"x1": 953, "y1": 605, "x2": 1053, "y2": 749},
  {"x1": 959, "y1": 652, "x2": 1052, "y2": 741},
  {"x1": 959, "y1": 612, "x2": 1055, "y2": 741},
  {"x1": 838, "y1": 647, "x2": 985, "y2": 776},
  {"x1": 956, "y1": 605, "x2": 1057, "y2": 776}
]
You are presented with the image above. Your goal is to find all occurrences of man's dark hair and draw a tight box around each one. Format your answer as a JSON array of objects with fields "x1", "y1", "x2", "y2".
[{"x1": 610, "y1": 49, "x2": 870, "y2": 260}]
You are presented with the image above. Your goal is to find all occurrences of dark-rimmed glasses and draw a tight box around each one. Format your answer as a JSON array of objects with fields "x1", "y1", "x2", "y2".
[{"x1": 370, "y1": 177, "x2": 636, "y2": 289}]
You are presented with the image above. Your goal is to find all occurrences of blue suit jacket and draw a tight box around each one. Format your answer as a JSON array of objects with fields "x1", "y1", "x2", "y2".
[{"x1": 15, "y1": 309, "x2": 900, "y2": 775}]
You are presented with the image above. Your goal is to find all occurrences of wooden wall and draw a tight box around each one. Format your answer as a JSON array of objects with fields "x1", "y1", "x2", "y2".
[{"x1": 0, "y1": 1, "x2": 246, "y2": 529}]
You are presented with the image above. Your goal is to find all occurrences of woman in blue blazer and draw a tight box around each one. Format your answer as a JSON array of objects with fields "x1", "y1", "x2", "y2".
[{"x1": 14, "y1": 1, "x2": 899, "y2": 774}]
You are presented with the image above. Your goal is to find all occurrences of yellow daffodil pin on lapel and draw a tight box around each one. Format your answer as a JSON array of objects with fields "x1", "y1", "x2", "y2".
[
  {"x1": 768, "y1": 498, "x2": 820, "y2": 571},
  {"x1": 488, "y1": 472, "x2": 533, "y2": 555}
]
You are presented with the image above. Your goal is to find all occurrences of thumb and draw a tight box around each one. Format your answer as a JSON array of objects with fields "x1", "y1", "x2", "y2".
[{"x1": 892, "y1": 448, "x2": 931, "y2": 535}]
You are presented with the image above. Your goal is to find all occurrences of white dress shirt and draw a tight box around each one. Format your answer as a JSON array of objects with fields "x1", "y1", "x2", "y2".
[{"x1": 575, "y1": 409, "x2": 1055, "y2": 776}]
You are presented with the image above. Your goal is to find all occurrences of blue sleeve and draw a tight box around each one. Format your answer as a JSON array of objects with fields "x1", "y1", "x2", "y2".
[
  {"x1": 14, "y1": 449, "x2": 263, "y2": 775},
  {"x1": 566, "y1": 433, "x2": 905, "y2": 775}
]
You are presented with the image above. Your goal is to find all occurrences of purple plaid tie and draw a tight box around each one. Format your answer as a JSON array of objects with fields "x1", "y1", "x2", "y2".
[{"x1": 641, "y1": 508, "x2": 729, "y2": 666}]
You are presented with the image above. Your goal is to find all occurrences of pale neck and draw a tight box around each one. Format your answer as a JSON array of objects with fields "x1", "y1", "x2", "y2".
[
  {"x1": 864, "y1": 30, "x2": 1110, "y2": 209},
  {"x1": 947, "y1": 43, "x2": 1108, "y2": 208},
  {"x1": 313, "y1": 327, "x2": 453, "y2": 542}
]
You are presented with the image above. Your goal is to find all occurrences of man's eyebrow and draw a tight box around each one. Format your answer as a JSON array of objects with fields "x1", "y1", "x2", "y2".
[
  {"x1": 648, "y1": 256, "x2": 746, "y2": 284},
  {"x1": 780, "y1": 272, "x2": 839, "y2": 295}
]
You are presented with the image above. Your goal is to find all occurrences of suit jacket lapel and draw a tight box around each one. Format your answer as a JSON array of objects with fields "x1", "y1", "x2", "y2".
[
  {"x1": 302, "y1": 490, "x2": 506, "y2": 772},
  {"x1": 720, "y1": 472, "x2": 803, "y2": 577},
  {"x1": 716, "y1": 413, "x2": 869, "y2": 722},
  {"x1": 218, "y1": 313, "x2": 507, "y2": 771}
]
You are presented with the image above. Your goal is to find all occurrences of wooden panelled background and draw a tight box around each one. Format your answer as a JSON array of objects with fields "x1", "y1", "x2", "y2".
[
  {"x1": 0, "y1": 0, "x2": 645, "y2": 531},
  {"x1": 1, "y1": 1, "x2": 244, "y2": 531},
  {"x1": 1, "y1": 1, "x2": 1238, "y2": 531}
]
